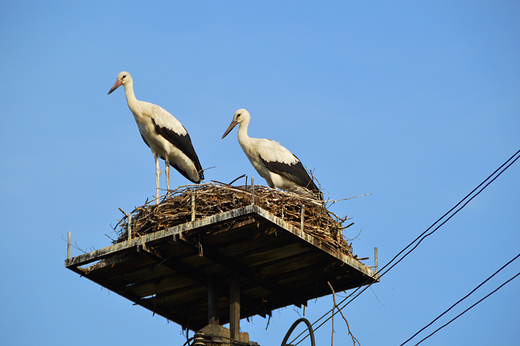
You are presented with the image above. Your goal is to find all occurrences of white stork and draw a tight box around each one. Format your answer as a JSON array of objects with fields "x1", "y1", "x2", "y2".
[
  {"x1": 108, "y1": 71, "x2": 204, "y2": 203},
  {"x1": 222, "y1": 109, "x2": 323, "y2": 200}
]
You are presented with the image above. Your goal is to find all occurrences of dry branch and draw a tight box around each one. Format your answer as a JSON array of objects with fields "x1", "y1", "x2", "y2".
[
  {"x1": 113, "y1": 182, "x2": 355, "y2": 256},
  {"x1": 328, "y1": 281, "x2": 360, "y2": 346}
]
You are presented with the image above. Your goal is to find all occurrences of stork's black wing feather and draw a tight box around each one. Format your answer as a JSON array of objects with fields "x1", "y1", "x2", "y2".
[
  {"x1": 152, "y1": 118, "x2": 204, "y2": 181},
  {"x1": 140, "y1": 133, "x2": 150, "y2": 148},
  {"x1": 260, "y1": 155, "x2": 321, "y2": 196}
]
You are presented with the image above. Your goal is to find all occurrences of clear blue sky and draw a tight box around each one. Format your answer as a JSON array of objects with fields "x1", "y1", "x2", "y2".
[{"x1": 1, "y1": 1, "x2": 519, "y2": 345}]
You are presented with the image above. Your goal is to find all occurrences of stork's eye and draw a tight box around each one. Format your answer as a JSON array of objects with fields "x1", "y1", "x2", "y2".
[{"x1": 122, "y1": 75, "x2": 127, "y2": 79}]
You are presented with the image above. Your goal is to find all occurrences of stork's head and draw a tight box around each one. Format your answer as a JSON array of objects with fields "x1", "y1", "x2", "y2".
[
  {"x1": 107, "y1": 71, "x2": 132, "y2": 95},
  {"x1": 222, "y1": 108, "x2": 250, "y2": 139}
]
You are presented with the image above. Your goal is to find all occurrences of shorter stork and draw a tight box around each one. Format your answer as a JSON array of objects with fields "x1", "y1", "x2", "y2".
[
  {"x1": 222, "y1": 108, "x2": 322, "y2": 200},
  {"x1": 108, "y1": 71, "x2": 204, "y2": 203}
]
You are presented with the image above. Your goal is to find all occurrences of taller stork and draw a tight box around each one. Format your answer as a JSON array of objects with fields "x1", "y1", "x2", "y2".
[
  {"x1": 108, "y1": 71, "x2": 204, "y2": 203},
  {"x1": 222, "y1": 109, "x2": 322, "y2": 200}
]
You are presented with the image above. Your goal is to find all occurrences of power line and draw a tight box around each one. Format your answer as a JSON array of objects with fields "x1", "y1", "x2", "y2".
[
  {"x1": 414, "y1": 270, "x2": 520, "y2": 345},
  {"x1": 377, "y1": 149, "x2": 520, "y2": 281},
  {"x1": 290, "y1": 149, "x2": 520, "y2": 345},
  {"x1": 400, "y1": 252, "x2": 520, "y2": 345}
]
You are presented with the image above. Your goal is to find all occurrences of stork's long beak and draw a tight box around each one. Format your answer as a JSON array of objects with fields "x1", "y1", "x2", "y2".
[
  {"x1": 107, "y1": 80, "x2": 123, "y2": 95},
  {"x1": 222, "y1": 120, "x2": 238, "y2": 139}
]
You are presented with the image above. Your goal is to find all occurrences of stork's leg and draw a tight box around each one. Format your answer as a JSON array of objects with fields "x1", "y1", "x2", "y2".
[
  {"x1": 164, "y1": 152, "x2": 171, "y2": 191},
  {"x1": 155, "y1": 154, "x2": 161, "y2": 204}
]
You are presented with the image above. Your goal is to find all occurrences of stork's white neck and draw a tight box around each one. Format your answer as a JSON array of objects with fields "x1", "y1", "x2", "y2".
[
  {"x1": 123, "y1": 79, "x2": 139, "y2": 112},
  {"x1": 237, "y1": 116, "x2": 252, "y2": 146}
]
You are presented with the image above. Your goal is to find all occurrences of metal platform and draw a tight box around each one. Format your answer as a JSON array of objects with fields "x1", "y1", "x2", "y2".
[{"x1": 65, "y1": 204, "x2": 379, "y2": 333}]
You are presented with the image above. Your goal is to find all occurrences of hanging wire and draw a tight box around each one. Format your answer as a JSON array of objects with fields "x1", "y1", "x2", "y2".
[
  {"x1": 414, "y1": 270, "x2": 520, "y2": 345},
  {"x1": 182, "y1": 336, "x2": 195, "y2": 346},
  {"x1": 289, "y1": 149, "x2": 520, "y2": 345},
  {"x1": 400, "y1": 252, "x2": 520, "y2": 345},
  {"x1": 281, "y1": 318, "x2": 316, "y2": 346}
]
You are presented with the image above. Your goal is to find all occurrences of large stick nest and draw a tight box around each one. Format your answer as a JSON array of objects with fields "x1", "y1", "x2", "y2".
[{"x1": 114, "y1": 183, "x2": 355, "y2": 255}]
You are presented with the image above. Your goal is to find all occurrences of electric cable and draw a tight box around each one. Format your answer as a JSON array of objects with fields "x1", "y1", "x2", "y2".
[
  {"x1": 400, "y1": 252, "x2": 520, "y2": 345},
  {"x1": 414, "y1": 270, "x2": 520, "y2": 345},
  {"x1": 289, "y1": 149, "x2": 520, "y2": 345},
  {"x1": 281, "y1": 318, "x2": 316, "y2": 346}
]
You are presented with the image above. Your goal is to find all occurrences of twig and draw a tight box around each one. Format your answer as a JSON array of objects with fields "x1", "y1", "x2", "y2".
[
  {"x1": 331, "y1": 284, "x2": 335, "y2": 346},
  {"x1": 325, "y1": 193, "x2": 372, "y2": 210},
  {"x1": 111, "y1": 182, "x2": 355, "y2": 256},
  {"x1": 329, "y1": 193, "x2": 372, "y2": 203},
  {"x1": 105, "y1": 233, "x2": 116, "y2": 242},
  {"x1": 61, "y1": 234, "x2": 90, "y2": 254},
  {"x1": 347, "y1": 228, "x2": 363, "y2": 241},
  {"x1": 265, "y1": 315, "x2": 271, "y2": 330},
  {"x1": 328, "y1": 281, "x2": 360, "y2": 346},
  {"x1": 119, "y1": 208, "x2": 132, "y2": 240},
  {"x1": 370, "y1": 287, "x2": 385, "y2": 306},
  {"x1": 229, "y1": 174, "x2": 247, "y2": 185}
]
